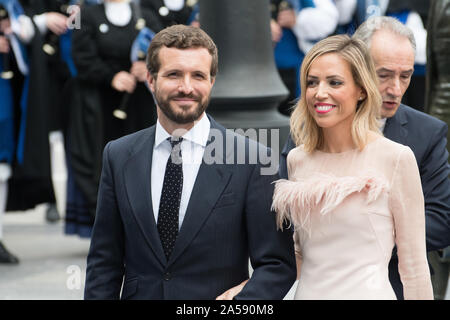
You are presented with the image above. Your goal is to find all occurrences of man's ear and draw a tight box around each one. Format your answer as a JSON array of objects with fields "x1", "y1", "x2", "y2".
[{"x1": 147, "y1": 71, "x2": 155, "y2": 93}]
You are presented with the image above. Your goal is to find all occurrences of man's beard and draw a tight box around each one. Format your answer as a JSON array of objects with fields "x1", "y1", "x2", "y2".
[{"x1": 154, "y1": 89, "x2": 210, "y2": 125}]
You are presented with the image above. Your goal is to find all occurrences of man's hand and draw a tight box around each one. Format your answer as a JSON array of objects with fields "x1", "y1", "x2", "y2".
[
  {"x1": 216, "y1": 279, "x2": 249, "y2": 300},
  {"x1": 130, "y1": 61, "x2": 147, "y2": 82},
  {"x1": 111, "y1": 71, "x2": 136, "y2": 93},
  {"x1": 0, "y1": 35, "x2": 10, "y2": 53},
  {"x1": 46, "y1": 12, "x2": 68, "y2": 35}
]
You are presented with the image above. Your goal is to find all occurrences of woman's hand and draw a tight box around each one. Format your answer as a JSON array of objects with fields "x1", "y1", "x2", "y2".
[
  {"x1": 216, "y1": 279, "x2": 249, "y2": 300},
  {"x1": 111, "y1": 71, "x2": 136, "y2": 93}
]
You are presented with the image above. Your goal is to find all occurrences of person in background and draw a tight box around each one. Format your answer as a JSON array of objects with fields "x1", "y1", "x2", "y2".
[
  {"x1": 19, "y1": 0, "x2": 74, "y2": 223},
  {"x1": 0, "y1": 2, "x2": 21, "y2": 263},
  {"x1": 271, "y1": 0, "x2": 338, "y2": 116},
  {"x1": 333, "y1": 0, "x2": 428, "y2": 112},
  {"x1": 0, "y1": 0, "x2": 62, "y2": 263},
  {"x1": 385, "y1": 2, "x2": 428, "y2": 112}
]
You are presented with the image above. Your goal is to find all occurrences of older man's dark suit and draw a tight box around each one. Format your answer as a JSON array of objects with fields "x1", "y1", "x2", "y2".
[
  {"x1": 84, "y1": 116, "x2": 296, "y2": 300},
  {"x1": 279, "y1": 104, "x2": 450, "y2": 300}
]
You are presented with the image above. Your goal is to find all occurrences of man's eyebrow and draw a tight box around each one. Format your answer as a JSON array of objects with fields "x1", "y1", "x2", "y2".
[
  {"x1": 376, "y1": 68, "x2": 414, "y2": 74},
  {"x1": 193, "y1": 70, "x2": 208, "y2": 75},
  {"x1": 376, "y1": 68, "x2": 394, "y2": 73},
  {"x1": 401, "y1": 69, "x2": 414, "y2": 75}
]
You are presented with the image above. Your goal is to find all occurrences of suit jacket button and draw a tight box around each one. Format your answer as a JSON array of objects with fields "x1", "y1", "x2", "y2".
[{"x1": 164, "y1": 272, "x2": 171, "y2": 281}]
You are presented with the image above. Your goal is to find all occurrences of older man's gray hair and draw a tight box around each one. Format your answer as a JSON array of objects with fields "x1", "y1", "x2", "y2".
[{"x1": 352, "y1": 16, "x2": 416, "y2": 53}]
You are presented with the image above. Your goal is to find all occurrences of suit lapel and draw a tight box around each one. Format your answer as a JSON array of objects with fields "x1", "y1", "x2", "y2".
[
  {"x1": 383, "y1": 105, "x2": 408, "y2": 145},
  {"x1": 124, "y1": 126, "x2": 167, "y2": 266},
  {"x1": 168, "y1": 118, "x2": 233, "y2": 267}
]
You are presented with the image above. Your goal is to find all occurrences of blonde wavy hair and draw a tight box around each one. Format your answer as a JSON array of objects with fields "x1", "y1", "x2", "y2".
[{"x1": 290, "y1": 35, "x2": 382, "y2": 152}]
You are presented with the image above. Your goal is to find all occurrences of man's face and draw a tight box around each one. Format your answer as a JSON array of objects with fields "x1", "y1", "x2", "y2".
[
  {"x1": 369, "y1": 29, "x2": 415, "y2": 118},
  {"x1": 147, "y1": 46, "x2": 215, "y2": 129}
]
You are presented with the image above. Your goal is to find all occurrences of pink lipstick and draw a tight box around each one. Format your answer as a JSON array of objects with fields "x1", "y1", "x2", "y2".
[{"x1": 314, "y1": 103, "x2": 336, "y2": 114}]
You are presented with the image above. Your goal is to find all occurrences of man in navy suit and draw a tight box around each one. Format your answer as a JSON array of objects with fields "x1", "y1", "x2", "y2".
[
  {"x1": 279, "y1": 16, "x2": 450, "y2": 300},
  {"x1": 84, "y1": 25, "x2": 296, "y2": 300}
]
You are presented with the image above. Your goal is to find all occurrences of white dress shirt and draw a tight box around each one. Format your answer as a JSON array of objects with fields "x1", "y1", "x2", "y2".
[
  {"x1": 151, "y1": 114, "x2": 210, "y2": 229},
  {"x1": 379, "y1": 117, "x2": 387, "y2": 133}
]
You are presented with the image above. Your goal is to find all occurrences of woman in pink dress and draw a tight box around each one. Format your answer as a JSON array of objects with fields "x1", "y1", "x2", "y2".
[{"x1": 271, "y1": 34, "x2": 433, "y2": 300}]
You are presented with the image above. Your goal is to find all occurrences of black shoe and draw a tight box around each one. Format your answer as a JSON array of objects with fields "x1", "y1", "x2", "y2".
[
  {"x1": 46, "y1": 203, "x2": 60, "y2": 223},
  {"x1": 0, "y1": 241, "x2": 19, "y2": 264}
]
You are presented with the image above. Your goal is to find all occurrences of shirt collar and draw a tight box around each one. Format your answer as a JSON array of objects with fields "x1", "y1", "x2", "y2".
[
  {"x1": 379, "y1": 117, "x2": 387, "y2": 133},
  {"x1": 154, "y1": 113, "x2": 210, "y2": 149}
]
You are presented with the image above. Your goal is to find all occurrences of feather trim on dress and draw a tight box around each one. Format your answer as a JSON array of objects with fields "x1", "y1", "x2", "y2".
[{"x1": 271, "y1": 174, "x2": 389, "y2": 236}]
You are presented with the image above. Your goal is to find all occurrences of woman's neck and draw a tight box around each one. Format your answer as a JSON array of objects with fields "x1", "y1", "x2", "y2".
[
  {"x1": 321, "y1": 129, "x2": 355, "y2": 153},
  {"x1": 320, "y1": 128, "x2": 380, "y2": 153}
]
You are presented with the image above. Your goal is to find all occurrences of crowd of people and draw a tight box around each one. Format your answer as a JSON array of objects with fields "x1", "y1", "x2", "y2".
[{"x1": 0, "y1": 0, "x2": 449, "y2": 300}]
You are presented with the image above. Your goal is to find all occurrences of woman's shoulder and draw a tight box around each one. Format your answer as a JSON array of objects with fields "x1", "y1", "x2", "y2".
[
  {"x1": 286, "y1": 144, "x2": 315, "y2": 178},
  {"x1": 371, "y1": 136, "x2": 411, "y2": 155},
  {"x1": 369, "y1": 136, "x2": 415, "y2": 169},
  {"x1": 287, "y1": 144, "x2": 309, "y2": 163}
]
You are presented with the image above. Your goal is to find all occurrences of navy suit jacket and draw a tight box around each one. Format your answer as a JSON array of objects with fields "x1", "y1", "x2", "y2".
[
  {"x1": 85, "y1": 115, "x2": 296, "y2": 300},
  {"x1": 279, "y1": 104, "x2": 450, "y2": 299}
]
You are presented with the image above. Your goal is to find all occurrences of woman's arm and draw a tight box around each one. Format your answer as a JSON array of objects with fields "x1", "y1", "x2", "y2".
[{"x1": 389, "y1": 147, "x2": 433, "y2": 300}]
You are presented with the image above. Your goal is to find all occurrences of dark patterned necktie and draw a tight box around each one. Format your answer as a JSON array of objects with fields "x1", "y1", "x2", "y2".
[{"x1": 157, "y1": 137, "x2": 183, "y2": 260}]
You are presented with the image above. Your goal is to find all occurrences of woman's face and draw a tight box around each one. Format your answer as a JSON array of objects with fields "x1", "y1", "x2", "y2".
[{"x1": 305, "y1": 53, "x2": 364, "y2": 132}]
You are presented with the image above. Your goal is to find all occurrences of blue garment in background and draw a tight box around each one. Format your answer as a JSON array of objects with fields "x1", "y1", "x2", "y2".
[{"x1": 0, "y1": 56, "x2": 15, "y2": 163}]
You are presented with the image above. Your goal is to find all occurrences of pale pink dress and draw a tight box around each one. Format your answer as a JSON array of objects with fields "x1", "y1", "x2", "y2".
[{"x1": 272, "y1": 137, "x2": 433, "y2": 300}]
